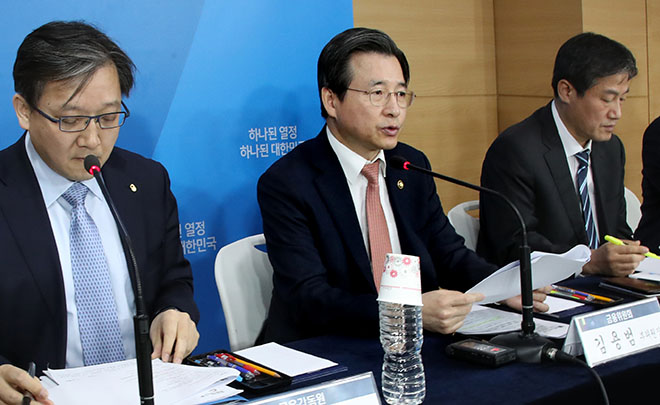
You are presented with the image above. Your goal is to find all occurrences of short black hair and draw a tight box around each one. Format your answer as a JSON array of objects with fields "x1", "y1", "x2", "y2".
[
  {"x1": 552, "y1": 32, "x2": 637, "y2": 97},
  {"x1": 13, "y1": 20, "x2": 135, "y2": 107},
  {"x1": 317, "y1": 27, "x2": 410, "y2": 118}
]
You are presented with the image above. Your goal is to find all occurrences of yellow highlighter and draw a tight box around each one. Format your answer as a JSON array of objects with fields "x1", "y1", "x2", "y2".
[{"x1": 604, "y1": 235, "x2": 660, "y2": 259}]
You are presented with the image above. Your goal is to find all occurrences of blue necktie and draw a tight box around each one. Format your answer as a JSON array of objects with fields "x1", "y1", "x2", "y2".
[
  {"x1": 575, "y1": 150, "x2": 599, "y2": 249},
  {"x1": 62, "y1": 182, "x2": 125, "y2": 365}
]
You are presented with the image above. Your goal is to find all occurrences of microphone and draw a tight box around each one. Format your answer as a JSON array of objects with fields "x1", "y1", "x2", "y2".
[
  {"x1": 390, "y1": 155, "x2": 552, "y2": 363},
  {"x1": 84, "y1": 155, "x2": 154, "y2": 405}
]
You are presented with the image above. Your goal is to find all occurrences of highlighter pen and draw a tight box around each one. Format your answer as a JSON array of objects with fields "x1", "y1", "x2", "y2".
[
  {"x1": 604, "y1": 235, "x2": 660, "y2": 259},
  {"x1": 22, "y1": 362, "x2": 36, "y2": 405}
]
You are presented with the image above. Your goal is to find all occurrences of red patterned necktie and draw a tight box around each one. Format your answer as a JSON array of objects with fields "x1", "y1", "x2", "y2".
[{"x1": 361, "y1": 161, "x2": 393, "y2": 292}]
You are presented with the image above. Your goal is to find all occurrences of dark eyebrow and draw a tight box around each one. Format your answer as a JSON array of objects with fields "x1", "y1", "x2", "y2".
[
  {"x1": 367, "y1": 79, "x2": 407, "y2": 88},
  {"x1": 60, "y1": 100, "x2": 122, "y2": 114},
  {"x1": 603, "y1": 87, "x2": 630, "y2": 97}
]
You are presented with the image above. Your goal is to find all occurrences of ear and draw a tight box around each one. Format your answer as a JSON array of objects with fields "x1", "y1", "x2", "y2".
[
  {"x1": 556, "y1": 79, "x2": 575, "y2": 104},
  {"x1": 321, "y1": 87, "x2": 339, "y2": 119},
  {"x1": 12, "y1": 94, "x2": 31, "y2": 131}
]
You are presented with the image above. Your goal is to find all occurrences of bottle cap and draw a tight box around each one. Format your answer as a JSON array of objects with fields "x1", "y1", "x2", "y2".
[{"x1": 377, "y1": 253, "x2": 423, "y2": 306}]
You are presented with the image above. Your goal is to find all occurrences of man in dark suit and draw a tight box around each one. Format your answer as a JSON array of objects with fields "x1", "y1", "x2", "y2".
[
  {"x1": 257, "y1": 27, "x2": 548, "y2": 344},
  {"x1": 0, "y1": 21, "x2": 199, "y2": 404},
  {"x1": 635, "y1": 117, "x2": 660, "y2": 255},
  {"x1": 479, "y1": 32, "x2": 647, "y2": 276}
]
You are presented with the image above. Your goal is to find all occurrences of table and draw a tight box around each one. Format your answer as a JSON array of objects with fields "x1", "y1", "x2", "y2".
[
  {"x1": 282, "y1": 278, "x2": 660, "y2": 404},
  {"x1": 286, "y1": 332, "x2": 660, "y2": 404}
]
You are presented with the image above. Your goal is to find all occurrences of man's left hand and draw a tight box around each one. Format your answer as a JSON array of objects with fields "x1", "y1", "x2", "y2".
[
  {"x1": 150, "y1": 309, "x2": 199, "y2": 364},
  {"x1": 503, "y1": 285, "x2": 552, "y2": 313}
]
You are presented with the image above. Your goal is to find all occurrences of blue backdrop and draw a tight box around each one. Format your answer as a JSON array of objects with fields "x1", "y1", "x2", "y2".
[{"x1": 0, "y1": 1, "x2": 353, "y2": 353}]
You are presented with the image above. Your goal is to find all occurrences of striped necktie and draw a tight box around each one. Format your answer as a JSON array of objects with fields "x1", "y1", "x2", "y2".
[{"x1": 575, "y1": 150, "x2": 599, "y2": 249}]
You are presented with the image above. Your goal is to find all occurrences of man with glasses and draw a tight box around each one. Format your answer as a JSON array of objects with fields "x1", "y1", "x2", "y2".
[
  {"x1": 0, "y1": 21, "x2": 199, "y2": 403},
  {"x1": 256, "y1": 27, "x2": 523, "y2": 344}
]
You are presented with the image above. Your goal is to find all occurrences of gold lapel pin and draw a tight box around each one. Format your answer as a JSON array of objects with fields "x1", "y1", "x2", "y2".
[
  {"x1": 397, "y1": 180, "x2": 404, "y2": 190},
  {"x1": 129, "y1": 184, "x2": 138, "y2": 192}
]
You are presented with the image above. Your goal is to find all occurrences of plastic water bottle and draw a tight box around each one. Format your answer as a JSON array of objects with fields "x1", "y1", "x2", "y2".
[{"x1": 379, "y1": 301, "x2": 425, "y2": 404}]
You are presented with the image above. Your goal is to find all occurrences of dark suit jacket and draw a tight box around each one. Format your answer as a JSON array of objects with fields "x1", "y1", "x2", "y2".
[
  {"x1": 635, "y1": 116, "x2": 660, "y2": 254},
  {"x1": 478, "y1": 102, "x2": 632, "y2": 266},
  {"x1": 0, "y1": 135, "x2": 199, "y2": 372},
  {"x1": 257, "y1": 129, "x2": 496, "y2": 343}
]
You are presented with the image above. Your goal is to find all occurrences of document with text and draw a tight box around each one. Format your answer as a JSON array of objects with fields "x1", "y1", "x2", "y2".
[{"x1": 41, "y1": 358, "x2": 241, "y2": 405}]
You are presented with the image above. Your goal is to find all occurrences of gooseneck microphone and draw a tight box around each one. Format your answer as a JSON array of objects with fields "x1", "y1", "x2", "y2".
[
  {"x1": 84, "y1": 155, "x2": 154, "y2": 405},
  {"x1": 390, "y1": 155, "x2": 553, "y2": 363}
]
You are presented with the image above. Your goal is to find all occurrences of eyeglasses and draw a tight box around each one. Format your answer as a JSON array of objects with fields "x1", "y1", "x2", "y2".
[
  {"x1": 32, "y1": 101, "x2": 130, "y2": 132},
  {"x1": 346, "y1": 88, "x2": 415, "y2": 108}
]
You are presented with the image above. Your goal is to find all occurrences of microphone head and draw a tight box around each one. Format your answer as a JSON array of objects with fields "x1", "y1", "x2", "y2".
[
  {"x1": 84, "y1": 155, "x2": 102, "y2": 175},
  {"x1": 389, "y1": 155, "x2": 410, "y2": 170}
]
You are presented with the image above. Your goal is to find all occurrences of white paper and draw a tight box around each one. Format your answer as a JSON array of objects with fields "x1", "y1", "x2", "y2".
[
  {"x1": 41, "y1": 359, "x2": 240, "y2": 405},
  {"x1": 631, "y1": 257, "x2": 660, "y2": 282},
  {"x1": 635, "y1": 256, "x2": 660, "y2": 274},
  {"x1": 467, "y1": 245, "x2": 591, "y2": 304},
  {"x1": 235, "y1": 342, "x2": 337, "y2": 377},
  {"x1": 545, "y1": 295, "x2": 584, "y2": 313},
  {"x1": 457, "y1": 305, "x2": 569, "y2": 338},
  {"x1": 632, "y1": 272, "x2": 660, "y2": 282}
]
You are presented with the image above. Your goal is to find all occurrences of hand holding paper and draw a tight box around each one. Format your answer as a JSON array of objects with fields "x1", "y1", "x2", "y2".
[{"x1": 467, "y1": 245, "x2": 591, "y2": 304}]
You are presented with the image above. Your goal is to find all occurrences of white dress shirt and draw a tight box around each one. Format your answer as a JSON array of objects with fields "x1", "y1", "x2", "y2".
[
  {"x1": 326, "y1": 127, "x2": 402, "y2": 258},
  {"x1": 25, "y1": 133, "x2": 136, "y2": 367},
  {"x1": 551, "y1": 100, "x2": 600, "y2": 238}
]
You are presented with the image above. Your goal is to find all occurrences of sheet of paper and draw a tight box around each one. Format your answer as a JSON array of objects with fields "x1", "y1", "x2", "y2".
[
  {"x1": 631, "y1": 257, "x2": 660, "y2": 282},
  {"x1": 457, "y1": 305, "x2": 569, "y2": 338},
  {"x1": 467, "y1": 245, "x2": 591, "y2": 304},
  {"x1": 235, "y1": 342, "x2": 337, "y2": 377},
  {"x1": 635, "y1": 257, "x2": 660, "y2": 274},
  {"x1": 41, "y1": 359, "x2": 240, "y2": 405},
  {"x1": 545, "y1": 295, "x2": 584, "y2": 313}
]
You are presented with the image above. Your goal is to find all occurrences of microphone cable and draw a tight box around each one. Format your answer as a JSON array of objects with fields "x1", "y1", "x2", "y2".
[{"x1": 544, "y1": 347, "x2": 609, "y2": 405}]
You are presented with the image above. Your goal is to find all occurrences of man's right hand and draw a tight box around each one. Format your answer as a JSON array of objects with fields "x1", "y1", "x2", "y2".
[
  {"x1": 421, "y1": 289, "x2": 484, "y2": 334},
  {"x1": 0, "y1": 364, "x2": 52, "y2": 405},
  {"x1": 582, "y1": 240, "x2": 647, "y2": 277}
]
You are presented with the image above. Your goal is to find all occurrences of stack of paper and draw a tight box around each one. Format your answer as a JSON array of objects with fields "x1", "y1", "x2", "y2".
[
  {"x1": 467, "y1": 245, "x2": 591, "y2": 304},
  {"x1": 235, "y1": 342, "x2": 339, "y2": 377},
  {"x1": 41, "y1": 359, "x2": 241, "y2": 405}
]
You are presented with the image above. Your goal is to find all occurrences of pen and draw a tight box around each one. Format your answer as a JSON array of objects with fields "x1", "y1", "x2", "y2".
[
  {"x1": 604, "y1": 235, "x2": 660, "y2": 259},
  {"x1": 216, "y1": 353, "x2": 261, "y2": 375},
  {"x1": 22, "y1": 362, "x2": 36, "y2": 405},
  {"x1": 220, "y1": 354, "x2": 282, "y2": 378},
  {"x1": 550, "y1": 289, "x2": 592, "y2": 301},
  {"x1": 206, "y1": 355, "x2": 255, "y2": 378},
  {"x1": 551, "y1": 285, "x2": 614, "y2": 303}
]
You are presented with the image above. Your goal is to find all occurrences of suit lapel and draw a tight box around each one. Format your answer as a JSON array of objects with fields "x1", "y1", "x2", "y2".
[
  {"x1": 310, "y1": 132, "x2": 374, "y2": 289},
  {"x1": 540, "y1": 106, "x2": 587, "y2": 241},
  {"x1": 98, "y1": 150, "x2": 143, "y2": 290},
  {"x1": 590, "y1": 144, "x2": 611, "y2": 237},
  {"x1": 0, "y1": 137, "x2": 65, "y2": 318},
  {"x1": 383, "y1": 149, "x2": 418, "y2": 255}
]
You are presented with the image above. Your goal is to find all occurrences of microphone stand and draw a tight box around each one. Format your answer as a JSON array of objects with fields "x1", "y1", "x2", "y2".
[
  {"x1": 85, "y1": 156, "x2": 155, "y2": 404},
  {"x1": 392, "y1": 157, "x2": 552, "y2": 363}
]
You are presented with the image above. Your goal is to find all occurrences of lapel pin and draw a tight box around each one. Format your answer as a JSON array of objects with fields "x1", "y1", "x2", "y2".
[
  {"x1": 129, "y1": 184, "x2": 138, "y2": 192},
  {"x1": 397, "y1": 180, "x2": 404, "y2": 190}
]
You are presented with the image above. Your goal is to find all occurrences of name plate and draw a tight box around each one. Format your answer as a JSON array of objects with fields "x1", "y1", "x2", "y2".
[
  {"x1": 562, "y1": 298, "x2": 660, "y2": 367},
  {"x1": 247, "y1": 372, "x2": 380, "y2": 405}
]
